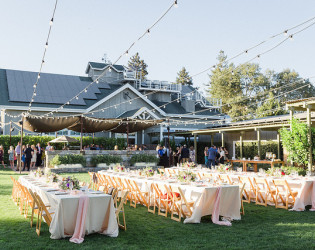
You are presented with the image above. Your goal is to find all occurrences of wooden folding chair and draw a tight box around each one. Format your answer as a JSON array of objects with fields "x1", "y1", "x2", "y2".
[
  {"x1": 168, "y1": 185, "x2": 182, "y2": 222},
  {"x1": 34, "y1": 193, "x2": 54, "y2": 236},
  {"x1": 238, "y1": 176, "x2": 256, "y2": 203},
  {"x1": 158, "y1": 168, "x2": 165, "y2": 176},
  {"x1": 219, "y1": 174, "x2": 233, "y2": 184},
  {"x1": 116, "y1": 190, "x2": 129, "y2": 230},
  {"x1": 254, "y1": 178, "x2": 276, "y2": 207},
  {"x1": 131, "y1": 180, "x2": 149, "y2": 207},
  {"x1": 10, "y1": 176, "x2": 19, "y2": 204},
  {"x1": 148, "y1": 183, "x2": 158, "y2": 214},
  {"x1": 20, "y1": 185, "x2": 34, "y2": 219},
  {"x1": 177, "y1": 187, "x2": 195, "y2": 218},
  {"x1": 151, "y1": 183, "x2": 170, "y2": 217},
  {"x1": 273, "y1": 179, "x2": 298, "y2": 210},
  {"x1": 239, "y1": 183, "x2": 246, "y2": 215},
  {"x1": 28, "y1": 189, "x2": 39, "y2": 227}
]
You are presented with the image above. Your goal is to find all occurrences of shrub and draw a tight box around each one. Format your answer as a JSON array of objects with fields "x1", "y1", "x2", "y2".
[
  {"x1": 50, "y1": 154, "x2": 86, "y2": 167},
  {"x1": 90, "y1": 155, "x2": 122, "y2": 166},
  {"x1": 129, "y1": 154, "x2": 159, "y2": 165}
]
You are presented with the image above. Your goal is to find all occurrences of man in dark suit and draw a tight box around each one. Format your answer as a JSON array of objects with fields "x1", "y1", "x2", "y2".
[
  {"x1": 23, "y1": 144, "x2": 33, "y2": 171},
  {"x1": 208, "y1": 145, "x2": 217, "y2": 169},
  {"x1": 36, "y1": 143, "x2": 42, "y2": 167},
  {"x1": 181, "y1": 145, "x2": 190, "y2": 163}
]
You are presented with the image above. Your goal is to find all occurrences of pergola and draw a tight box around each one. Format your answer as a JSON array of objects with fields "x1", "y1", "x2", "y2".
[{"x1": 191, "y1": 109, "x2": 315, "y2": 170}]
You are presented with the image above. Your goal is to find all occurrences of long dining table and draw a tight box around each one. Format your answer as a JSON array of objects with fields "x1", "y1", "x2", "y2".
[
  {"x1": 170, "y1": 167, "x2": 315, "y2": 211},
  {"x1": 19, "y1": 175, "x2": 118, "y2": 240},
  {"x1": 99, "y1": 170, "x2": 241, "y2": 223}
]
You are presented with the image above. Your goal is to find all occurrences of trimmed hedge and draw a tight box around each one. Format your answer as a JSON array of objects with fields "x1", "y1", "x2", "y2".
[
  {"x1": 0, "y1": 135, "x2": 126, "y2": 163},
  {"x1": 129, "y1": 154, "x2": 159, "y2": 165},
  {"x1": 235, "y1": 141, "x2": 283, "y2": 159},
  {"x1": 50, "y1": 154, "x2": 86, "y2": 167},
  {"x1": 90, "y1": 155, "x2": 122, "y2": 166}
]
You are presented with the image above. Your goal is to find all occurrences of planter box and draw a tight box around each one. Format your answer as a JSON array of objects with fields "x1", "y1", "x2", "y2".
[
  {"x1": 54, "y1": 164, "x2": 83, "y2": 169},
  {"x1": 134, "y1": 162, "x2": 157, "y2": 169},
  {"x1": 96, "y1": 163, "x2": 119, "y2": 169}
]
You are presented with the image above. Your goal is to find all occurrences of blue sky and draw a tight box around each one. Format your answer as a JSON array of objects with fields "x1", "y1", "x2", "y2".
[{"x1": 0, "y1": 0, "x2": 315, "y2": 92}]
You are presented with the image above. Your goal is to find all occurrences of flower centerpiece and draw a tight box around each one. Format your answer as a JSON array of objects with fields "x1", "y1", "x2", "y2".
[
  {"x1": 181, "y1": 162, "x2": 197, "y2": 168},
  {"x1": 142, "y1": 167, "x2": 154, "y2": 177},
  {"x1": 217, "y1": 164, "x2": 231, "y2": 173},
  {"x1": 35, "y1": 167, "x2": 44, "y2": 178},
  {"x1": 113, "y1": 164, "x2": 125, "y2": 172},
  {"x1": 177, "y1": 170, "x2": 196, "y2": 183},
  {"x1": 59, "y1": 176, "x2": 80, "y2": 191},
  {"x1": 46, "y1": 172, "x2": 58, "y2": 183}
]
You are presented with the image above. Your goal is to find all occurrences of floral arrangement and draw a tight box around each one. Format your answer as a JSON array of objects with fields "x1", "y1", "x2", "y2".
[
  {"x1": 217, "y1": 164, "x2": 232, "y2": 173},
  {"x1": 46, "y1": 172, "x2": 59, "y2": 183},
  {"x1": 113, "y1": 164, "x2": 125, "y2": 172},
  {"x1": 266, "y1": 166, "x2": 305, "y2": 177},
  {"x1": 35, "y1": 168, "x2": 44, "y2": 178},
  {"x1": 59, "y1": 176, "x2": 80, "y2": 190},
  {"x1": 181, "y1": 162, "x2": 196, "y2": 168},
  {"x1": 142, "y1": 167, "x2": 154, "y2": 177},
  {"x1": 177, "y1": 170, "x2": 196, "y2": 183}
]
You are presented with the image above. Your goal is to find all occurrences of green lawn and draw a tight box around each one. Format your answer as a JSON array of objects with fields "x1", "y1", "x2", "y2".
[{"x1": 1, "y1": 167, "x2": 315, "y2": 249}]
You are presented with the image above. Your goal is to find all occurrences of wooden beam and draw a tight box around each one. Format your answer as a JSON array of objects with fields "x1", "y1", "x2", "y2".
[
  {"x1": 277, "y1": 131, "x2": 281, "y2": 160},
  {"x1": 257, "y1": 129, "x2": 261, "y2": 159},
  {"x1": 221, "y1": 132, "x2": 224, "y2": 147},
  {"x1": 307, "y1": 105, "x2": 312, "y2": 172},
  {"x1": 194, "y1": 134, "x2": 197, "y2": 164},
  {"x1": 240, "y1": 132, "x2": 243, "y2": 159}
]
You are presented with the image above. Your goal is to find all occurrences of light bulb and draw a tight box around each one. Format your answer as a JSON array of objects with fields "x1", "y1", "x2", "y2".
[
  {"x1": 245, "y1": 50, "x2": 248, "y2": 54},
  {"x1": 125, "y1": 50, "x2": 129, "y2": 56},
  {"x1": 50, "y1": 18, "x2": 54, "y2": 26},
  {"x1": 174, "y1": 0, "x2": 178, "y2": 7},
  {"x1": 289, "y1": 35, "x2": 293, "y2": 41},
  {"x1": 38, "y1": 74, "x2": 40, "y2": 79},
  {"x1": 147, "y1": 29, "x2": 150, "y2": 35},
  {"x1": 75, "y1": 96, "x2": 79, "y2": 100},
  {"x1": 96, "y1": 79, "x2": 99, "y2": 84},
  {"x1": 84, "y1": 89, "x2": 87, "y2": 93},
  {"x1": 45, "y1": 42, "x2": 48, "y2": 48},
  {"x1": 284, "y1": 30, "x2": 288, "y2": 36},
  {"x1": 108, "y1": 67, "x2": 112, "y2": 72}
]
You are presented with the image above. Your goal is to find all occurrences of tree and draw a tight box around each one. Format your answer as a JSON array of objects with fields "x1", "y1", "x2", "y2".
[
  {"x1": 128, "y1": 52, "x2": 148, "y2": 80},
  {"x1": 175, "y1": 67, "x2": 193, "y2": 85},
  {"x1": 255, "y1": 92, "x2": 285, "y2": 118},
  {"x1": 279, "y1": 118, "x2": 310, "y2": 167}
]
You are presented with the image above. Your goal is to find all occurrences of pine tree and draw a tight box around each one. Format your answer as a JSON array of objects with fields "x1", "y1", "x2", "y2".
[
  {"x1": 175, "y1": 67, "x2": 193, "y2": 85},
  {"x1": 255, "y1": 92, "x2": 285, "y2": 118},
  {"x1": 128, "y1": 52, "x2": 148, "y2": 80}
]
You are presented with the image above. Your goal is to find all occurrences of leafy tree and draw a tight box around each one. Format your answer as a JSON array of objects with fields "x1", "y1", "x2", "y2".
[
  {"x1": 255, "y1": 92, "x2": 286, "y2": 118},
  {"x1": 128, "y1": 52, "x2": 148, "y2": 80},
  {"x1": 279, "y1": 118, "x2": 310, "y2": 167},
  {"x1": 175, "y1": 67, "x2": 193, "y2": 85}
]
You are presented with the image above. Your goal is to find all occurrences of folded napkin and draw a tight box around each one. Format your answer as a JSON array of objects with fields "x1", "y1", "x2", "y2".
[
  {"x1": 70, "y1": 195, "x2": 89, "y2": 244},
  {"x1": 211, "y1": 187, "x2": 232, "y2": 226}
]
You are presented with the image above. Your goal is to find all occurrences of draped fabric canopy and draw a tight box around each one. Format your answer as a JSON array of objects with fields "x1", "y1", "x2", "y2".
[{"x1": 16, "y1": 115, "x2": 163, "y2": 133}]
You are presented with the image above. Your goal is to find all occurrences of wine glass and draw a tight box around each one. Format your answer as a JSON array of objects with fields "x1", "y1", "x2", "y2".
[
  {"x1": 307, "y1": 171, "x2": 312, "y2": 177},
  {"x1": 69, "y1": 181, "x2": 73, "y2": 192}
]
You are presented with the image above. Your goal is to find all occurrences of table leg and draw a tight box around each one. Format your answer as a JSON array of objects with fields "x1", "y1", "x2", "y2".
[
  {"x1": 254, "y1": 163, "x2": 258, "y2": 172},
  {"x1": 243, "y1": 162, "x2": 247, "y2": 172}
]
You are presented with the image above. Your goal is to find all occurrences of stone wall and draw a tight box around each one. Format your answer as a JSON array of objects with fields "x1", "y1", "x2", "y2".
[{"x1": 46, "y1": 150, "x2": 157, "y2": 168}]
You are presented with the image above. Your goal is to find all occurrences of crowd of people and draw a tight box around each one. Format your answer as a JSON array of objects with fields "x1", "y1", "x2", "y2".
[
  {"x1": 204, "y1": 145, "x2": 229, "y2": 168},
  {"x1": 0, "y1": 142, "x2": 56, "y2": 172}
]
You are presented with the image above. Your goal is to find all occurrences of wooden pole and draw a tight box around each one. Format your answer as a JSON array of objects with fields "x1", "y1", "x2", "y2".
[
  {"x1": 126, "y1": 122, "x2": 129, "y2": 149},
  {"x1": 277, "y1": 131, "x2": 281, "y2": 160},
  {"x1": 194, "y1": 134, "x2": 197, "y2": 164},
  {"x1": 210, "y1": 134, "x2": 214, "y2": 146},
  {"x1": 167, "y1": 120, "x2": 171, "y2": 167},
  {"x1": 257, "y1": 129, "x2": 261, "y2": 159},
  {"x1": 9, "y1": 121, "x2": 12, "y2": 145},
  {"x1": 19, "y1": 118, "x2": 23, "y2": 174},
  {"x1": 240, "y1": 132, "x2": 243, "y2": 159},
  {"x1": 92, "y1": 133, "x2": 95, "y2": 144},
  {"x1": 289, "y1": 108, "x2": 294, "y2": 131},
  {"x1": 307, "y1": 105, "x2": 312, "y2": 172},
  {"x1": 221, "y1": 132, "x2": 224, "y2": 147},
  {"x1": 80, "y1": 116, "x2": 83, "y2": 151}
]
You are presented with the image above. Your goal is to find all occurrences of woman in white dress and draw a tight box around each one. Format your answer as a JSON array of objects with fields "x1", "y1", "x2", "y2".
[{"x1": 31, "y1": 145, "x2": 37, "y2": 169}]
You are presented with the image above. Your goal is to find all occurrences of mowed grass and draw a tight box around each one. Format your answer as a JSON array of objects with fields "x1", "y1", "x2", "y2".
[{"x1": 1, "y1": 166, "x2": 315, "y2": 250}]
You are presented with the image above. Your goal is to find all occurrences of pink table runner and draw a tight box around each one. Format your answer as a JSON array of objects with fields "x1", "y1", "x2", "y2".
[
  {"x1": 211, "y1": 187, "x2": 232, "y2": 226},
  {"x1": 70, "y1": 195, "x2": 89, "y2": 244}
]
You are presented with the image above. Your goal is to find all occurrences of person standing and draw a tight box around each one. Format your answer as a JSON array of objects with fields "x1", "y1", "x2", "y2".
[
  {"x1": 181, "y1": 145, "x2": 190, "y2": 163},
  {"x1": 36, "y1": 143, "x2": 42, "y2": 167},
  {"x1": 0, "y1": 146, "x2": 4, "y2": 168},
  {"x1": 204, "y1": 147, "x2": 209, "y2": 167},
  {"x1": 189, "y1": 146, "x2": 195, "y2": 163},
  {"x1": 8, "y1": 146, "x2": 15, "y2": 170},
  {"x1": 31, "y1": 145, "x2": 37, "y2": 169},
  {"x1": 15, "y1": 142, "x2": 21, "y2": 171},
  {"x1": 208, "y1": 145, "x2": 217, "y2": 169},
  {"x1": 219, "y1": 147, "x2": 225, "y2": 165},
  {"x1": 23, "y1": 144, "x2": 33, "y2": 171}
]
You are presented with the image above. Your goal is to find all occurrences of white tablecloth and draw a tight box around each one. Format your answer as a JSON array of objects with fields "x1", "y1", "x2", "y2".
[
  {"x1": 19, "y1": 175, "x2": 119, "y2": 239},
  {"x1": 172, "y1": 168, "x2": 315, "y2": 211},
  {"x1": 99, "y1": 171, "x2": 241, "y2": 223}
]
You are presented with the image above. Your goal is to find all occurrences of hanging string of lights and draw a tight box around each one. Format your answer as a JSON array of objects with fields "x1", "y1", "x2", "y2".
[
  {"x1": 27, "y1": 0, "x2": 59, "y2": 114},
  {"x1": 35, "y1": 0, "x2": 178, "y2": 118},
  {"x1": 189, "y1": 15, "x2": 315, "y2": 79}
]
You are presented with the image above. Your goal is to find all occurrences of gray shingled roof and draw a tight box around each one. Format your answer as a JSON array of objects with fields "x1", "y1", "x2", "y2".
[
  {"x1": 117, "y1": 109, "x2": 139, "y2": 118},
  {"x1": 0, "y1": 68, "x2": 122, "y2": 109}
]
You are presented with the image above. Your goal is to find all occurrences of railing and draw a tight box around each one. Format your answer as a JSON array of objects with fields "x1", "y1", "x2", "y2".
[
  {"x1": 187, "y1": 91, "x2": 222, "y2": 108},
  {"x1": 135, "y1": 80, "x2": 182, "y2": 92}
]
